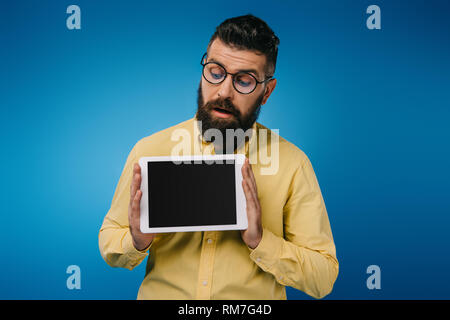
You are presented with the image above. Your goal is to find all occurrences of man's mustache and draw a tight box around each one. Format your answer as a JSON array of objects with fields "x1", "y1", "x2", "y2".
[{"x1": 204, "y1": 98, "x2": 240, "y2": 117}]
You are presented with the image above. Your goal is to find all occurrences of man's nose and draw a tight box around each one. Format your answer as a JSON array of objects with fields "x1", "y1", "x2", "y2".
[{"x1": 217, "y1": 74, "x2": 235, "y2": 99}]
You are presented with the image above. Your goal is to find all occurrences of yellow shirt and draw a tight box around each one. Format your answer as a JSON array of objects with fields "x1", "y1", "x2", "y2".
[{"x1": 98, "y1": 117, "x2": 338, "y2": 299}]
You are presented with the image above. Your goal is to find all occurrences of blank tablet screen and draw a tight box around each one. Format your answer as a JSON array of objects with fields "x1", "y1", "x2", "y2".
[{"x1": 146, "y1": 160, "x2": 237, "y2": 228}]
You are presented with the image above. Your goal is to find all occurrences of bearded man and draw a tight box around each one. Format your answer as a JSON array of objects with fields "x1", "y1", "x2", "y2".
[{"x1": 99, "y1": 14, "x2": 338, "y2": 300}]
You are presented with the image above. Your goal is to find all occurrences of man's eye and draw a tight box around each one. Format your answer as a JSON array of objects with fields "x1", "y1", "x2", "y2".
[
  {"x1": 209, "y1": 66, "x2": 224, "y2": 80},
  {"x1": 236, "y1": 75, "x2": 253, "y2": 87},
  {"x1": 237, "y1": 80, "x2": 251, "y2": 86},
  {"x1": 211, "y1": 72, "x2": 223, "y2": 79}
]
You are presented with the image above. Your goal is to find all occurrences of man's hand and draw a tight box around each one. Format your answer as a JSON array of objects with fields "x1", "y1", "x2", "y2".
[
  {"x1": 128, "y1": 163, "x2": 156, "y2": 251},
  {"x1": 240, "y1": 158, "x2": 263, "y2": 249}
]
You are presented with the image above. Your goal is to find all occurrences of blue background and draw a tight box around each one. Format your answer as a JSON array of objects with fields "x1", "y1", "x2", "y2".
[{"x1": 1, "y1": 0, "x2": 449, "y2": 299}]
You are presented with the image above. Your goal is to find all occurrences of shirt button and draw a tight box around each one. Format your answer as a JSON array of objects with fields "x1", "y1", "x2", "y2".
[
  {"x1": 256, "y1": 257, "x2": 261, "y2": 262},
  {"x1": 202, "y1": 280, "x2": 208, "y2": 286},
  {"x1": 207, "y1": 239, "x2": 212, "y2": 244}
]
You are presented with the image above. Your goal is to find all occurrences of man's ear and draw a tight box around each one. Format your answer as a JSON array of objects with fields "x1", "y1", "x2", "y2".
[{"x1": 261, "y1": 78, "x2": 277, "y2": 105}]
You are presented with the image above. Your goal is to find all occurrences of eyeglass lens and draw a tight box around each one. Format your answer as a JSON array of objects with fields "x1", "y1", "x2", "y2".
[{"x1": 203, "y1": 63, "x2": 257, "y2": 94}]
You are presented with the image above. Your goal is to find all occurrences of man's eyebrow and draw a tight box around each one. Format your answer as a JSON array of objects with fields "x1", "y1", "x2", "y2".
[{"x1": 208, "y1": 57, "x2": 261, "y2": 78}]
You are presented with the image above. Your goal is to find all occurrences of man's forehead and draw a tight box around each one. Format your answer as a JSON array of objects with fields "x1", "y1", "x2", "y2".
[{"x1": 207, "y1": 39, "x2": 266, "y2": 75}]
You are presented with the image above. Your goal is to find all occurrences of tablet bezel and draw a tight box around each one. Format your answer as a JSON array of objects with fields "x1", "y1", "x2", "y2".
[{"x1": 138, "y1": 154, "x2": 248, "y2": 233}]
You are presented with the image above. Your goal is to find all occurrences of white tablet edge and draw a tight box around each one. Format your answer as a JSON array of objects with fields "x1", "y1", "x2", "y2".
[{"x1": 139, "y1": 154, "x2": 248, "y2": 234}]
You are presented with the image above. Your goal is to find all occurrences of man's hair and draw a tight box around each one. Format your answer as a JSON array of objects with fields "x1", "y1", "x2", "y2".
[{"x1": 207, "y1": 14, "x2": 280, "y2": 77}]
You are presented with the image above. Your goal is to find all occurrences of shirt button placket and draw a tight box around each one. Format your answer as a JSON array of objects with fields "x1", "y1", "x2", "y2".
[{"x1": 196, "y1": 231, "x2": 217, "y2": 300}]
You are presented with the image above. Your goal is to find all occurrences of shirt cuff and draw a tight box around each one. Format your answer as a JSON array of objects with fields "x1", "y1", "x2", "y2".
[
  {"x1": 122, "y1": 230, "x2": 151, "y2": 260},
  {"x1": 248, "y1": 227, "x2": 283, "y2": 272}
]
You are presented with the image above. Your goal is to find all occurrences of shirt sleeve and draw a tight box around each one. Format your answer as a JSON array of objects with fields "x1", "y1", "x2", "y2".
[
  {"x1": 249, "y1": 155, "x2": 339, "y2": 299},
  {"x1": 98, "y1": 142, "x2": 151, "y2": 270}
]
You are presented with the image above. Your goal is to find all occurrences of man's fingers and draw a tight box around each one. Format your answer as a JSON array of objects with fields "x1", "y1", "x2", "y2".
[
  {"x1": 242, "y1": 160, "x2": 258, "y2": 200},
  {"x1": 245, "y1": 158, "x2": 258, "y2": 194},
  {"x1": 130, "y1": 189, "x2": 142, "y2": 218},
  {"x1": 241, "y1": 163, "x2": 253, "y2": 196},
  {"x1": 243, "y1": 158, "x2": 257, "y2": 192},
  {"x1": 130, "y1": 163, "x2": 142, "y2": 200},
  {"x1": 130, "y1": 173, "x2": 141, "y2": 199},
  {"x1": 132, "y1": 163, "x2": 141, "y2": 183},
  {"x1": 242, "y1": 179, "x2": 256, "y2": 210},
  {"x1": 133, "y1": 189, "x2": 141, "y2": 210}
]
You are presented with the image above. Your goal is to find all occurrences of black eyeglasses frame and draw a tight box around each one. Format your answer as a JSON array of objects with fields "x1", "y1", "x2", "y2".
[{"x1": 200, "y1": 53, "x2": 273, "y2": 95}]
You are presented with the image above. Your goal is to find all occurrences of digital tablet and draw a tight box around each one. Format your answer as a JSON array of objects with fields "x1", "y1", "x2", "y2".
[{"x1": 138, "y1": 154, "x2": 248, "y2": 233}]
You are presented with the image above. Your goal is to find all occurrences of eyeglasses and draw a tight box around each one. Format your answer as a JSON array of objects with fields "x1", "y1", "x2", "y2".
[{"x1": 200, "y1": 53, "x2": 273, "y2": 94}]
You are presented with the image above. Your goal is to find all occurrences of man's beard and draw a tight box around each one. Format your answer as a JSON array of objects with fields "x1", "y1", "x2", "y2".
[{"x1": 195, "y1": 81, "x2": 264, "y2": 153}]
